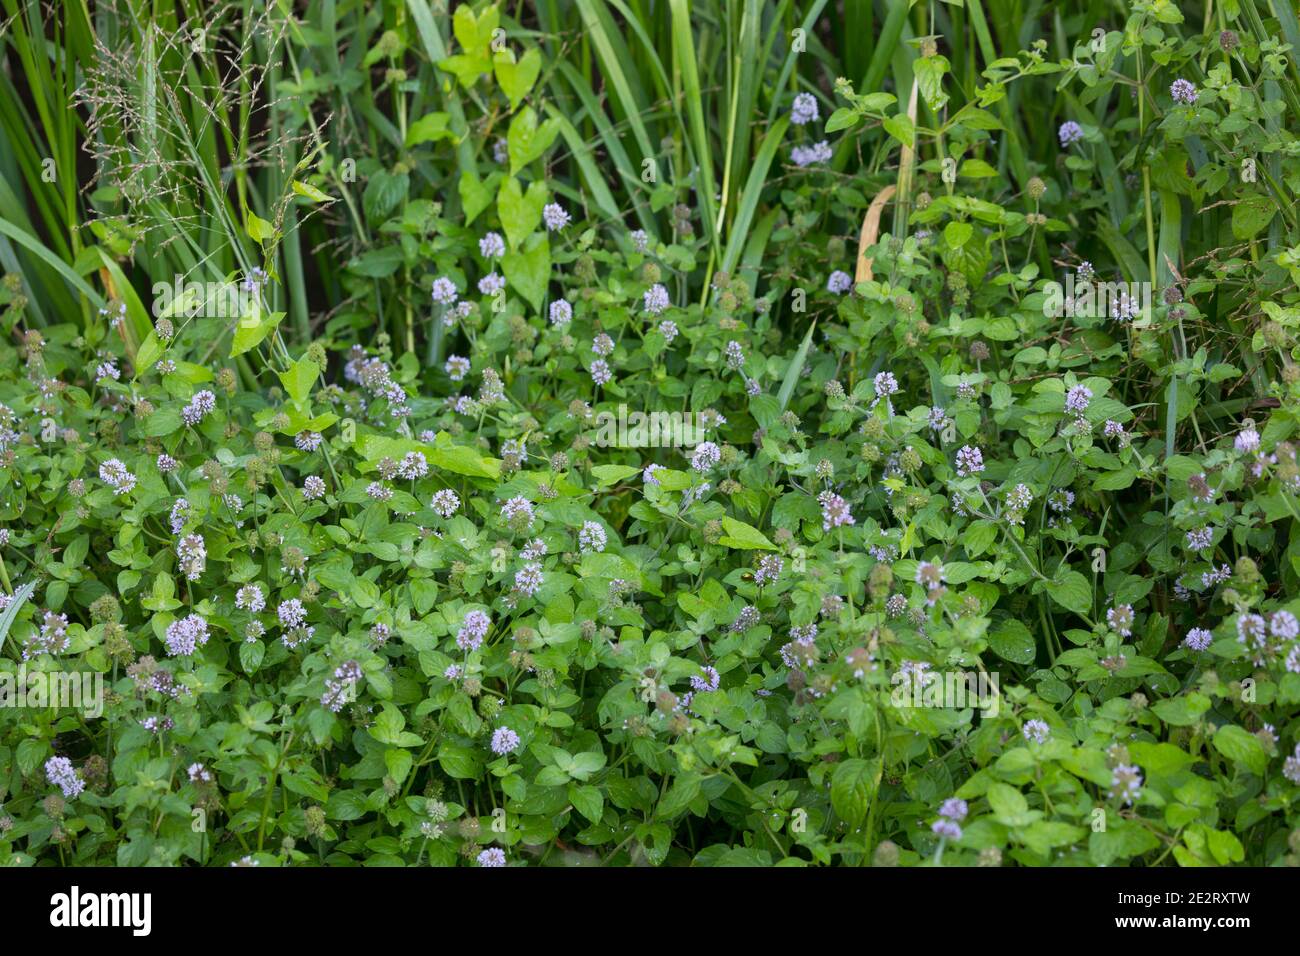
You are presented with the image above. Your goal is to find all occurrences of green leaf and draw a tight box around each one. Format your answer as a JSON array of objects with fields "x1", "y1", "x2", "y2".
[
  {"x1": 507, "y1": 106, "x2": 561, "y2": 174},
  {"x1": 1212, "y1": 724, "x2": 1268, "y2": 775},
  {"x1": 988, "y1": 619, "x2": 1036, "y2": 664},
  {"x1": 1230, "y1": 195, "x2": 1276, "y2": 240},
  {"x1": 1045, "y1": 570, "x2": 1092, "y2": 617},
  {"x1": 279, "y1": 355, "x2": 320, "y2": 404},
  {"x1": 718, "y1": 516, "x2": 776, "y2": 551},
  {"x1": 882, "y1": 112, "x2": 914, "y2": 148},
  {"x1": 501, "y1": 232, "x2": 550, "y2": 311},
  {"x1": 830, "y1": 758, "x2": 876, "y2": 825},
  {"x1": 497, "y1": 176, "x2": 547, "y2": 248},
  {"x1": 230, "y1": 309, "x2": 286, "y2": 358},
  {"x1": 493, "y1": 47, "x2": 541, "y2": 110},
  {"x1": 405, "y1": 112, "x2": 453, "y2": 148},
  {"x1": 568, "y1": 783, "x2": 603, "y2": 823},
  {"x1": 458, "y1": 171, "x2": 500, "y2": 226}
]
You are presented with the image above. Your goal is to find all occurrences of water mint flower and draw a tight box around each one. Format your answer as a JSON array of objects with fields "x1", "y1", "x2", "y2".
[
  {"x1": 1058, "y1": 120, "x2": 1083, "y2": 146},
  {"x1": 644, "y1": 283, "x2": 670, "y2": 314},
  {"x1": 790, "y1": 92, "x2": 819, "y2": 125},
  {"x1": 542, "y1": 203, "x2": 570, "y2": 231},
  {"x1": 1169, "y1": 79, "x2": 1198, "y2": 104}
]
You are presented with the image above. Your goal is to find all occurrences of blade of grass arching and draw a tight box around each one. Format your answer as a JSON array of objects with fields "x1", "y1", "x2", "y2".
[
  {"x1": 964, "y1": 0, "x2": 1029, "y2": 187},
  {"x1": 603, "y1": 0, "x2": 673, "y2": 107},
  {"x1": 545, "y1": 105, "x2": 624, "y2": 225},
  {"x1": 777, "y1": 320, "x2": 816, "y2": 413},
  {"x1": 719, "y1": 116, "x2": 789, "y2": 275},
  {"x1": 1266, "y1": 0, "x2": 1300, "y2": 92},
  {"x1": 0, "y1": 581, "x2": 36, "y2": 658},
  {"x1": 0, "y1": 171, "x2": 75, "y2": 322},
  {"x1": 763, "y1": 0, "x2": 829, "y2": 129},
  {"x1": 719, "y1": 0, "x2": 761, "y2": 235},
  {"x1": 891, "y1": 79, "x2": 919, "y2": 239},
  {"x1": 554, "y1": 63, "x2": 657, "y2": 234},
  {"x1": 0, "y1": 82, "x2": 73, "y2": 263},
  {"x1": 575, "y1": 0, "x2": 658, "y2": 171},
  {"x1": 96, "y1": 249, "x2": 152, "y2": 360},
  {"x1": 0, "y1": 217, "x2": 104, "y2": 308},
  {"x1": 832, "y1": 0, "x2": 909, "y2": 171},
  {"x1": 845, "y1": 0, "x2": 871, "y2": 83},
  {"x1": 1062, "y1": 91, "x2": 1127, "y2": 226},
  {"x1": 1094, "y1": 215, "x2": 1150, "y2": 283},
  {"x1": 863, "y1": 0, "x2": 910, "y2": 95},
  {"x1": 737, "y1": 207, "x2": 778, "y2": 296},
  {"x1": 669, "y1": 0, "x2": 719, "y2": 257},
  {"x1": 406, "y1": 0, "x2": 476, "y2": 173}
]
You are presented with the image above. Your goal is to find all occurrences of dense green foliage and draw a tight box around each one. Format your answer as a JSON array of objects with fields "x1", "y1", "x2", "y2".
[{"x1": 2, "y1": 0, "x2": 1300, "y2": 867}]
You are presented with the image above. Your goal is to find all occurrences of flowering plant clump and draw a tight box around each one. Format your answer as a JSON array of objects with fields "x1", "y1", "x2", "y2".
[{"x1": 1, "y1": 1, "x2": 1300, "y2": 870}]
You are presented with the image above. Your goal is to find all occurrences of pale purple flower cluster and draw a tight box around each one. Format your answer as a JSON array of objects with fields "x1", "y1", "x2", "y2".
[
  {"x1": 22, "y1": 610, "x2": 70, "y2": 660},
  {"x1": 1022, "y1": 719, "x2": 1050, "y2": 744},
  {"x1": 164, "y1": 613, "x2": 210, "y2": 656},
  {"x1": 181, "y1": 389, "x2": 216, "y2": 427},
  {"x1": 955, "y1": 445, "x2": 984, "y2": 477},
  {"x1": 176, "y1": 533, "x2": 206, "y2": 581},
  {"x1": 724, "y1": 340, "x2": 745, "y2": 370},
  {"x1": 99, "y1": 458, "x2": 137, "y2": 495},
  {"x1": 478, "y1": 272, "x2": 505, "y2": 296},
  {"x1": 543, "y1": 203, "x2": 570, "y2": 231},
  {"x1": 45, "y1": 756, "x2": 85, "y2": 798},
  {"x1": 1169, "y1": 78, "x2": 1198, "y2": 104},
  {"x1": 478, "y1": 847, "x2": 507, "y2": 867},
  {"x1": 1064, "y1": 384, "x2": 1092, "y2": 414},
  {"x1": 817, "y1": 490, "x2": 854, "y2": 531},
  {"x1": 235, "y1": 584, "x2": 265, "y2": 613},
  {"x1": 593, "y1": 333, "x2": 615, "y2": 357},
  {"x1": 431, "y1": 489, "x2": 461, "y2": 517},
  {"x1": 303, "y1": 475, "x2": 326, "y2": 500},
  {"x1": 491, "y1": 726, "x2": 520, "y2": 755},
  {"x1": 295, "y1": 431, "x2": 322, "y2": 452},
  {"x1": 457, "y1": 609, "x2": 492, "y2": 651},
  {"x1": 430, "y1": 276, "x2": 459, "y2": 305},
  {"x1": 445, "y1": 355, "x2": 470, "y2": 382},
  {"x1": 1109, "y1": 763, "x2": 1143, "y2": 805},
  {"x1": 790, "y1": 92, "x2": 819, "y2": 125},
  {"x1": 1107, "y1": 604, "x2": 1135, "y2": 637},
  {"x1": 500, "y1": 496, "x2": 534, "y2": 528},
  {"x1": 690, "y1": 666, "x2": 720, "y2": 693},
  {"x1": 1058, "y1": 120, "x2": 1084, "y2": 146},
  {"x1": 1185, "y1": 526, "x2": 1214, "y2": 552},
  {"x1": 827, "y1": 270, "x2": 853, "y2": 294},
  {"x1": 791, "y1": 141, "x2": 832, "y2": 166},
  {"x1": 1283, "y1": 745, "x2": 1300, "y2": 784},
  {"x1": 479, "y1": 232, "x2": 505, "y2": 258},
  {"x1": 578, "y1": 521, "x2": 607, "y2": 553},
  {"x1": 590, "y1": 359, "x2": 612, "y2": 386},
  {"x1": 549, "y1": 299, "x2": 573, "y2": 327},
  {"x1": 398, "y1": 451, "x2": 428, "y2": 480},
  {"x1": 644, "y1": 283, "x2": 670, "y2": 314},
  {"x1": 515, "y1": 562, "x2": 544, "y2": 597},
  {"x1": 691, "y1": 441, "x2": 721, "y2": 473},
  {"x1": 754, "y1": 554, "x2": 783, "y2": 586},
  {"x1": 278, "y1": 599, "x2": 307, "y2": 628},
  {"x1": 1184, "y1": 627, "x2": 1213, "y2": 651},
  {"x1": 321, "y1": 659, "x2": 363, "y2": 712}
]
